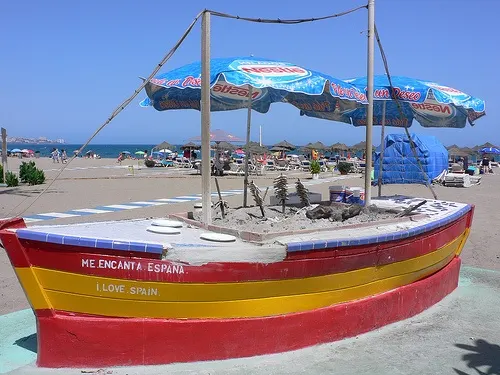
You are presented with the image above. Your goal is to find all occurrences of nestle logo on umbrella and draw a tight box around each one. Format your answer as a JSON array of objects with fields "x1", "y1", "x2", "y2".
[
  {"x1": 212, "y1": 84, "x2": 262, "y2": 100},
  {"x1": 411, "y1": 101, "x2": 455, "y2": 117},
  {"x1": 239, "y1": 64, "x2": 309, "y2": 77}
]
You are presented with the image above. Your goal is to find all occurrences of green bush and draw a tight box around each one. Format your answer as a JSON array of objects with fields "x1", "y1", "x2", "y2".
[
  {"x1": 28, "y1": 169, "x2": 45, "y2": 185},
  {"x1": 310, "y1": 160, "x2": 321, "y2": 174},
  {"x1": 19, "y1": 161, "x2": 45, "y2": 185},
  {"x1": 144, "y1": 159, "x2": 156, "y2": 168},
  {"x1": 19, "y1": 161, "x2": 36, "y2": 183},
  {"x1": 337, "y1": 162, "x2": 352, "y2": 174},
  {"x1": 5, "y1": 171, "x2": 19, "y2": 187}
]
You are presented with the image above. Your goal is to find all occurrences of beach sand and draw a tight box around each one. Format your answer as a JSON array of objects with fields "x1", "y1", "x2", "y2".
[{"x1": 1, "y1": 156, "x2": 499, "y2": 315}]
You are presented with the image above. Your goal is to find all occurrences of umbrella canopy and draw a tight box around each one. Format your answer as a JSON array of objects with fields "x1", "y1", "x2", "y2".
[
  {"x1": 272, "y1": 140, "x2": 295, "y2": 150},
  {"x1": 302, "y1": 141, "x2": 327, "y2": 150},
  {"x1": 180, "y1": 142, "x2": 200, "y2": 150},
  {"x1": 154, "y1": 141, "x2": 174, "y2": 151},
  {"x1": 446, "y1": 144, "x2": 460, "y2": 150},
  {"x1": 447, "y1": 147, "x2": 469, "y2": 157},
  {"x1": 306, "y1": 75, "x2": 485, "y2": 129},
  {"x1": 121, "y1": 151, "x2": 131, "y2": 154},
  {"x1": 330, "y1": 142, "x2": 349, "y2": 151},
  {"x1": 189, "y1": 129, "x2": 245, "y2": 143},
  {"x1": 350, "y1": 141, "x2": 370, "y2": 151},
  {"x1": 135, "y1": 151, "x2": 145, "y2": 155},
  {"x1": 214, "y1": 141, "x2": 236, "y2": 151},
  {"x1": 480, "y1": 147, "x2": 500, "y2": 154},
  {"x1": 269, "y1": 145, "x2": 291, "y2": 152},
  {"x1": 141, "y1": 57, "x2": 366, "y2": 119},
  {"x1": 473, "y1": 142, "x2": 497, "y2": 151},
  {"x1": 245, "y1": 141, "x2": 268, "y2": 155},
  {"x1": 11, "y1": 148, "x2": 22, "y2": 153},
  {"x1": 460, "y1": 147, "x2": 474, "y2": 155}
]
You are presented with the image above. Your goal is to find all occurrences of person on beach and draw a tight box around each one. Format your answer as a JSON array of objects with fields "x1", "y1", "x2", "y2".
[
  {"x1": 61, "y1": 149, "x2": 67, "y2": 163},
  {"x1": 481, "y1": 156, "x2": 490, "y2": 174}
]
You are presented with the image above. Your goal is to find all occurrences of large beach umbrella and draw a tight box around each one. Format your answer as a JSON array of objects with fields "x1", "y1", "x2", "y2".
[
  {"x1": 447, "y1": 147, "x2": 468, "y2": 157},
  {"x1": 246, "y1": 141, "x2": 268, "y2": 155},
  {"x1": 11, "y1": 148, "x2": 22, "y2": 153},
  {"x1": 214, "y1": 141, "x2": 236, "y2": 151},
  {"x1": 141, "y1": 56, "x2": 367, "y2": 222},
  {"x1": 272, "y1": 140, "x2": 295, "y2": 150},
  {"x1": 141, "y1": 57, "x2": 366, "y2": 116},
  {"x1": 333, "y1": 76, "x2": 485, "y2": 129},
  {"x1": 315, "y1": 75, "x2": 486, "y2": 196}
]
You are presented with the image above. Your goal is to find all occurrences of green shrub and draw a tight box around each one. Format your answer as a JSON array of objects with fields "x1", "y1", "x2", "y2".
[
  {"x1": 337, "y1": 162, "x2": 352, "y2": 174},
  {"x1": 27, "y1": 169, "x2": 45, "y2": 185},
  {"x1": 19, "y1": 161, "x2": 45, "y2": 185},
  {"x1": 5, "y1": 171, "x2": 19, "y2": 187},
  {"x1": 19, "y1": 161, "x2": 36, "y2": 183},
  {"x1": 144, "y1": 159, "x2": 156, "y2": 168},
  {"x1": 310, "y1": 160, "x2": 321, "y2": 174}
]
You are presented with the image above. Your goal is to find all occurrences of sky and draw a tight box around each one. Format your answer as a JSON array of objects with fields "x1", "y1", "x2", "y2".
[{"x1": 1, "y1": 0, "x2": 498, "y2": 147}]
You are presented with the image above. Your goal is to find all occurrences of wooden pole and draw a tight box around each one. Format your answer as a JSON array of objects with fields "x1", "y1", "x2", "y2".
[
  {"x1": 201, "y1": 11, "x2": 212, "y2": 224},
  {"x1": 243, "y1": 85, "x2": 252, "y2": 207},
  {"x1": 1, "y1": 128, "x2": 7, "y2": 183},
  {"x1": 364, "y1": 0, "x2": 375, "y2": 206},
  {"x1": 377, "y1": 100, "x2": 386, "y2": 197}
]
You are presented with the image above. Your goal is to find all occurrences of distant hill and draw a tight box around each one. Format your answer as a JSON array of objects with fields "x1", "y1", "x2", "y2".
[{"x1": 6, "y1": 136, "x2": 65, "y2": 144}]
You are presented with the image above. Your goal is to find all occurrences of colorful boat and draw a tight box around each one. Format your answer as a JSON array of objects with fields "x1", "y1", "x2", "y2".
[{"x1": 0, "y1": 197, "x2": 473, "y2": 368}]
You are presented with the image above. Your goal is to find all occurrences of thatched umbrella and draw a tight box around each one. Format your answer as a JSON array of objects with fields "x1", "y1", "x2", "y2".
[
  {"x1": 330, "y1": 142, "x2": 348, "y2": 151},
  {"x1": 180, "y1": 142, "x2": 200, "y2": 150},
  {"x1": 272, "y1": 140, "x2": 295, "y2": 150},
  {"x1": 473, "y1": 142, "x2": 498, "y2": 151},
  {"x1": 154, "y1": 141, "x2": 174, "y2": 151},
  {"x1": 350, "y1": 141, "x2": 368, "y2": 151},
  {"x1": 448, "y1": 147, "x2": 469, "y2": 157},
  {"x1": 460, "y1": 147, "x2": 474, "y2": 155},
  {"x1": 446, "y1": 144, "x2": 460, "y2": 150},
  {"x1": 215, "y1": 141, "x2": 236, "y2": 151},
  {"x1": 246, "y1": 141, "x2": 268, "y2": 155},
  {"x1": 302, "y1": 141, "x2": 327, "y2": 150}
]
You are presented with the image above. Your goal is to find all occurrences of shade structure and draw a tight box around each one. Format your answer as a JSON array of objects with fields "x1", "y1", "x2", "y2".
[
  {"x1": 447, "y1": 147, "x2": 469, "y2": 157},
  {"x1": 473, "y1": 142, "x2": 497, "y2": 151},
  {"x1": 245, "y1": 141, "x2": 268, "y2": 155},
  {"x1": 303, "y1": 141, "x2": 327, "y2": 150},
  {"x1": 141, "y1": 57, "x2": 366, "y2": 117},
  {"x1": 188, "y1": 129, "x2": 244, "y2": 143},
  {"x1": 180, "y1": 142, "x2": 200, "y2": 150},
  {"x1": 135, "y1": 151, "x2": 145, "y2": 155},
  {"x1": 214, "y1": 141, "x2": 236, "y2": 151},
  {"x1": 154, "y1": 141, "x2": 174, "y2": 151},
  {"x1": 269, "y1": 146, "x2": 291, "y2": 152},
  {"x1": 272, "y1": 140, "x2": 295, "y2": 150},
  {"x1": 11, "y1": 148, "x2": 22, "y2": 153},
  {"x1": 446, "y1": 144, "x2": 460, "y2": 150},
  {"x1": 350, "y1": 141, "x2": 370, "y2": 151},
  {"x1": 330, "y1": 142, "x2": 349, "y2": 151},
  {"x1": 302, "y1": 75, "x2": 486, "y2": 129}
]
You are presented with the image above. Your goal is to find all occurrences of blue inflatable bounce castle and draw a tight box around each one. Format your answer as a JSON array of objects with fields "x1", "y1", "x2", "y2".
[{"x1": 374, "y1": 133, "x2": 448, "y2": 185}]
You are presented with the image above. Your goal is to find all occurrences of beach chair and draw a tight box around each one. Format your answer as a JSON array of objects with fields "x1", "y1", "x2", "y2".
[
  {"x1": 276, "y1": 159, "x2": 290, "y2": 171},
  {"x1": 300, "y1": 160, "x2": 311, "y2": 171},
  {"x1": 265, "y1": 160, "x2": 276, "y2": 171}
]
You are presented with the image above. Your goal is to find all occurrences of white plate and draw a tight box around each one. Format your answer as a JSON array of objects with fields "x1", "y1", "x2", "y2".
[
  {"x1": 146, "y1": 226, "x2": 181, "y2": 235},
  {"x1": 200, "y1": 232, "x2": 236, "y2": 242},
  {"x1": 151, "y1": 219, "x2": 183, "y2": 228}
]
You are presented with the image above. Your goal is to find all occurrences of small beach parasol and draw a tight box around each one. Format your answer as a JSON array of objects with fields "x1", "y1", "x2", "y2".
[
  {"x1": 302, "y1": 141, "x2": 327, "y2": 151},
  {"x1": 154, "y1": 141, "x2": 174, "y2": 151},
  {"x1": 272, "y1": 140, "x2": 295, "y2": 150},
  {"x1": 11, "y1": 148, "x2": 22, "y2": 153},
  {"x1": 180, "y1": 142, "x2": 200, "y2": 150},
  {"x1": 121, "y1": 151, "x2": 131, "y2": 154},
  {"x1": 135, "y1": 151, "x2": 145, "y2": 155}
]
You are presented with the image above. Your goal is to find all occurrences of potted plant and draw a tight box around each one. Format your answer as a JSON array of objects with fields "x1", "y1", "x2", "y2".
[
  {"x1": 310, "y1": 160, "x2": 321, "y2": 180},
  {"x1": 337, "y1": 161, "x2": 352, "y2": 175}
]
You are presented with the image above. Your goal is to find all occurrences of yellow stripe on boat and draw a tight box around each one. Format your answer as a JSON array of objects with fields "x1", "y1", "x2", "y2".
[{"x1": 13, "y1": 230, "x2": 468, "y2": 319}]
